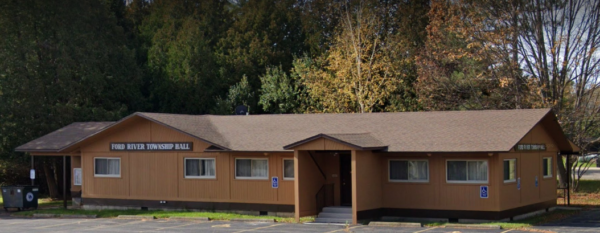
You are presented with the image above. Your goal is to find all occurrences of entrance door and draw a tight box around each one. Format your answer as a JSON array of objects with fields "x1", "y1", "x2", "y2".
[
  {"x1": 340, "y1": 154, "x2": 352, "y2": 206},
  {"x1": 521, "y1": 153, "x2": 540, "y2": 204}
]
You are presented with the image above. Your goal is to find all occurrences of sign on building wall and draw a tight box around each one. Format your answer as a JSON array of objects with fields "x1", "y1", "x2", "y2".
[
  {"x1": 272, "y1": 176, "x2": 279, "y2": 188},
  {"x1": 73, "y1": 168, "x2": 82, "y2": 186},
  {"x1": 480, "y1": 186, "x2": 488, "y2": 198},
  {"x1": 515, "y1": 144, "x2": 546, "y2": 151},
  {"x1": 110, "y1": 142, "x2": 193, "y2": 151}
]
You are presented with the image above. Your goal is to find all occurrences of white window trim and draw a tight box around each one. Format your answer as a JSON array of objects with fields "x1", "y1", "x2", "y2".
[
  {"x1": 234, "y1": 158, "x2": 269, "y2": 180},
  {"x1": 184, "y1": 158, "x2": 216, "y2": 179},
  {"x1": 388, "y1": 159, "x2": 430, "y2": 183},
  {"x1": 282, "y1": 158, "x2": 294, "y2": 180},
  {"x1": 445, "y1": 159, "x2": 489, "y2": 184},
  {"x1": 543, "y1": 157, "x2": 553, "y2": 178},
  {"x1": 94, "y1": 157, "x2": 121, "y2": 178},
  {"x1": 503, "y1": 159, "x2": 517, "y2": 183}
]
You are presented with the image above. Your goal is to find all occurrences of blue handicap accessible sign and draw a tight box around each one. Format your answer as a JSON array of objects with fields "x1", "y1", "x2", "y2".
[
  {"x1": 272, "y1": 176, "x2": 279, "y2": 188},
  {"x1": 480, "y1": 186, "x2": 489, "y2": 198}
]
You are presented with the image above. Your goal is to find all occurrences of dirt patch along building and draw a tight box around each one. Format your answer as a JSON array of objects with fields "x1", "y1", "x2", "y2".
[{"x1": 16, "y1": 109, "x2": 578, "y2": 224}]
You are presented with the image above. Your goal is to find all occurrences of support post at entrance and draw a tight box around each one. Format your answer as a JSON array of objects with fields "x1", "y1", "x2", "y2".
[
  {"x1": 63, "y1": 155, "x2": 67, "y2": 209},
  {"x1": 566, "y1": 154, "x2": 570, "y2": 206},
  {"x1": 294, "y1": 150, "x2": 300, "y2": 223}
]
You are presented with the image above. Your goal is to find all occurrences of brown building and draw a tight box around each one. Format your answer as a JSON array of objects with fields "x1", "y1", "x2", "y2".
[{"x1": 16, "y1": 108, "x2": 578, "y2": 224}]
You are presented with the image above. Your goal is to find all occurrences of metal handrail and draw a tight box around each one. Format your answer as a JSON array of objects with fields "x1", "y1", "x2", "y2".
[{"x1": 315, "y1": 183, "x2": 334, "y2": 214}]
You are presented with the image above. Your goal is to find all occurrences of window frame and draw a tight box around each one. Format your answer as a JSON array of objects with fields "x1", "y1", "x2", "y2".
[
  {"x1": 282, "y1": 158, "x2": 295, "y2": 180},
  {"x1": 388, "y1": 159, "x2": 430, "y2": 183},
  {"x1": 503, "y1": 159, "x2": 517, "y2": 183},
  {"x1": 184, "y1": 158, "x2": 217, "y2": 179},
  {"x1": 234, "y1": 158, "x2": 269, "y2": 180},
  {"x1": 445, "y1": 159, "x2": 489, "y2": 184},
  {"x1": 543, "y1": 157, "x2": 553, "y2": 178},
  {"x1": 93, "y1": 157, "x2": 121, "y2": 178}
]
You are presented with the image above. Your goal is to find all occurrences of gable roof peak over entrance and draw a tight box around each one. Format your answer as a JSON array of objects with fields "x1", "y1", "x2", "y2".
[{"x1": 283, "y1": 133, "x2": 388, "y2": 151}]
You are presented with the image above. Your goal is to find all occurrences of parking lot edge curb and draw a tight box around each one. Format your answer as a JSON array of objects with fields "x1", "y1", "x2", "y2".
[
  {"x1": 117, "y1": 215, "x2": 156, "y2": 220},
  {"x1": 32, "y1": 213, "x2": 59, "y2": 218},
  {"x1": 368, "y1": 221, "x2": 422, "y2": 227},
  {"x1": 445, "y1": 223, "x2": 501, "y2": 229},
  {"x1": 230, "y1": 218, "x2": 275, "y2": 223},
  {"x1": 167, "y1": 217, "x2": 210, "y2": 221}
]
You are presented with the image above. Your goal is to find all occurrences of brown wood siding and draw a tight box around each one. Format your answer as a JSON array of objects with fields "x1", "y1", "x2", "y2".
[
  {"x1": 82, "y1": 152, "x2": 129, "y2": 198},
  {"x1": 498, "y1": 152, "x2": 521, "y2": 210},
  {"x1": 177, "y1": 152, "x2": 229, "y2": 201},
  {"x1": 381, "y1": 153, "x2": 499, "y2": 211},
  {"x1": 381, "y1": 153, "x2": 439, "y2": 209},
  {"x1": 354, "y1": 150, "x2": 382, "y2": 212},
  {"x1": 499, "y1": 123, "x2": 558, "y2": 211},
  {"x1": 80, "y1": 118, "x2": 294, "y2": 207},
  {"x1": 81, "y1": 118, "x2": 210, "y2": 153},
  {"x1": 290, "y1": 138, "x2": 355, "y2": 151},
  {"x1": 296, "y1": 150, "x2": 326, "y2": 217},
  {"x1": 71, "y1": 156, "x2": 81, "y2": 192},
  {"x1": 129, "y1": 152, "x2": 178, "y2": 199}
]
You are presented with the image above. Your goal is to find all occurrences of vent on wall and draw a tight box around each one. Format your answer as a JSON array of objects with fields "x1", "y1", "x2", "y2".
[{"x1": 259, "y1": 211, "x2": 268, "y2": 216}]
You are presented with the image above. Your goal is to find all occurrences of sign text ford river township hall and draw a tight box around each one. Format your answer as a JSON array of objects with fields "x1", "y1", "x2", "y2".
[{"x1": 110, "y1": 142, "x2": 193, "y2": 151}]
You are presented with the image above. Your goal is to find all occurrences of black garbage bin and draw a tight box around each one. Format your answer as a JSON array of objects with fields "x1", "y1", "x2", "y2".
[{"x1": 1, "y1": 186, "x2": 38, "y2": 211}]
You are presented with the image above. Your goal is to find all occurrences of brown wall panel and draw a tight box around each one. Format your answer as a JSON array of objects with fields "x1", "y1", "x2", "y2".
[
  {"x1": 82, "y1": 118, "x2": 152, "y2": 153},
  {"x1": 498, "y1": 153, "x2": 521, "y2": 210},
  {"x1": 82, "y1": 153, "x2": 129, "y2": 198},
  {"x1": 178, "y1": 152, "x2": 230, "y2": 201},
  {"x1": 296, "y1": 150, "x2": 327, "y2": 216},
  {"x1": 539, "y1": 152, "x2": 557, "y2": 201},
  {"x1": 324, "y1": 140, "x2": 354, "y2": 150},
  {"x1": 82, "y1": 119, "x2": 210, "y2": 153},
  {"x1": 129, "y1": 152, "x2": 178, "y2": 199},
  {"x1": 354, "y1": 150, "x2": 382, "y2": 211},
  {"x1": 381, "y1": 153, "x2": 499, "y2": 211},
  {"x1": 381, "y1": 154, "x2": 438, "y2": 209},
  {"x1": 293, "y1": 138, "x2": 325, "y2": 150}
]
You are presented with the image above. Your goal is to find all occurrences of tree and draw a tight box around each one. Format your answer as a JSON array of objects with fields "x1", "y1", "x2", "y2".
[
  {"x1": 300, "y1": 1, "x2": 402, "y2": 113},
  {"x1": 141, "y1": 0, "x2": 231, "y2": 114},
  {"x1": 416, "y1": 0, "x2": 543, "y2": 111},
  {"x1": 0, "y1": 0, "x2": 143, "y2": 197},
  {"x1": 211, "y1": 75, "x2": 256, "y2": 115},
  {"x1": 216, "y1": 0, "x2": 307, "y2": 108},
  {"x1": 515, "y1": 0, "x2": 600, "y2": 187}
]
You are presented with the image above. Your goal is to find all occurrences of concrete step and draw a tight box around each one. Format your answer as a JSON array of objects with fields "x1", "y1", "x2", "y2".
[
  {"x1": 314, "y1": 218, "x2": 353, "y2": 224},
  {"x1": 318, "y1": 213, "x2": 353, "y2": 219},
  {"x1": 322, "y1": 206, "x2": 352, "y2": 213}
]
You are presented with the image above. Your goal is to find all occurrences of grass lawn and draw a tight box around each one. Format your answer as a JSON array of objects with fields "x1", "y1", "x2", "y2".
[
  {"x1": 557, "y1": 180, "x2": 600, "y2": 207},
  {"x1": 413, "y1": 210, "x2": 581, "y2": 229},
  {"x1": 11, "y1": 208, "x2": 314, "y2": 223}
]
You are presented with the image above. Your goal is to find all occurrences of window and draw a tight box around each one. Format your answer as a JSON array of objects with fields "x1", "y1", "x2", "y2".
[
  {"x1": 503, "y1": 159, "x2": 517, "y2": 183},
  {"x1": 185, "y1": 158, "x2": 216, "y2": 178},
  {"x1": 447, "y1": 160, "x2": 488, "y2": 183},
  {"x1": 283, "y1": 159, "x2": 294, "y2": 180},
  {"x1": 543, "y1": 157, "x2": 552, "y2": 178},
  {"x1": 389, "y1": 160, "x2": 429, "y2": 182},
  {"x1": 94, "y1": 158, "x2": 120, "y2": 177},
  {"x1": 235, "y1": 159, "x2": 268, "y2": 179}
]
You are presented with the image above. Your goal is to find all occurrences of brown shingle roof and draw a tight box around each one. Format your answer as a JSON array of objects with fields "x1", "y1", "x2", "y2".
[
  {"x1": 137, "y1": 108, "x2": 556, "y2": 152},
  {"x1": 17, "y1": 108, "x2": 576, "y2": 153},
  {"x1": 15, "y1": 122, "x2": 114, "y2": 152}
]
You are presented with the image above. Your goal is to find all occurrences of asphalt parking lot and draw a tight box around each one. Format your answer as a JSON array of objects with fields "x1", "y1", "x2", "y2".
[
  {"x1": 0, "y1": 217, "x2": 522, "y2": 233},
  {"x1": 1, "y1": 209, "x2": 600, "y2": 233}
]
